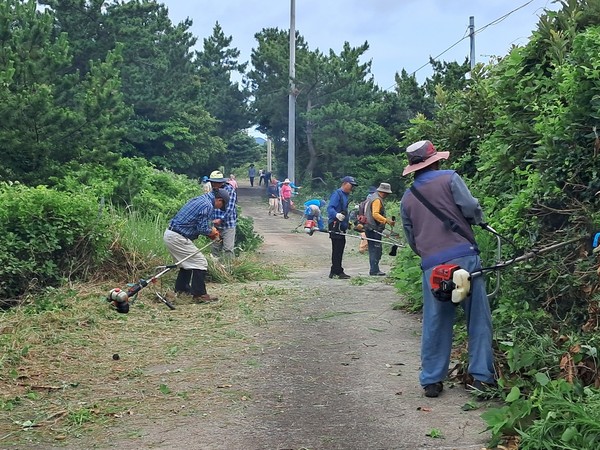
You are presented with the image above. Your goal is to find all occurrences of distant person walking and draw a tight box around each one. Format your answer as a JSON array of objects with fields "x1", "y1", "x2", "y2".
[
  {"x1": 258, "y1": 168, "x2": 265, "y2": 186},
  {"x1": 248, "y1": 164, "x2": 256, "y2": 187},
  {"x1": 263, "y1": 170, "x2": 272, "y2": 187}
]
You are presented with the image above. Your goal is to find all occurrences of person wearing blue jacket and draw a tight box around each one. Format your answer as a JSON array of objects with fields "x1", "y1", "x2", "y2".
[
  {"x1": 327, "y1": 176, "x2": 358, "y2": 279},
  {"x1": 303, "y1": 198, "x2": 326, "y2": 231}
]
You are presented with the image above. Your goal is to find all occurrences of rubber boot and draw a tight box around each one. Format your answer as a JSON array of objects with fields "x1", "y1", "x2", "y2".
[
  {"x1": 175, "y1": 269, "x2": 192, "y2": 293},
  {"x1": 191, "y1": 270, "x2": 218, "y2": 303}
]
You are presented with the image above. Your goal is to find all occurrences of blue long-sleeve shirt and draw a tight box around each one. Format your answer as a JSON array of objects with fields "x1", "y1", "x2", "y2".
[
  {"x1": 327, "y1": 188, "x2": 350, "y2": 230},
  {"x1": 169, "y1": 192, "x2": 216, "y2": 240}
]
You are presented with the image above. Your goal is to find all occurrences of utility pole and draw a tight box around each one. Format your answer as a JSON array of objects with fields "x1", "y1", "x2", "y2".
[
  {"x1": 287, "y1": 0, "x2": 296, "y2": 183},
  {"x1": 267, "y1": 138, "x2": 272, "y2": 172},
  {"x1": 469, "y1": 16, "x2": 475, "y2": 70}
]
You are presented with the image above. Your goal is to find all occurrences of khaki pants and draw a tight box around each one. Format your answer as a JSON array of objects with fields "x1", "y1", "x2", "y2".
[
  {"x1": 163, "y1": 229, "x2": 208, "y2": 270},
  {"x1": 268, "y1": 198, "x2": 279, "y2": 215}
]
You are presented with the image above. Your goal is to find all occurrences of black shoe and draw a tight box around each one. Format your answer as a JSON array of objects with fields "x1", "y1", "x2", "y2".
[
  {"x1": 369, "y1": 271, "x2": 386, "y2": 276},
  {"x1": 424, "y1": 382, "x2": 444, "y2": 398},
  {"x1": 328, "y1": 272, "x2": 351, "y2": 279},
  {"x1": 467, "y1": 380, "x2": 498, "y2": 400}
]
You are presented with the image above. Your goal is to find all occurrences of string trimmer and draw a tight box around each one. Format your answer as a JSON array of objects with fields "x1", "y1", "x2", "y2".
[
  {"x1": 430, "y1": 224, "x2": 583, "y2": 304},
  {"x1": 107, "y1": 241, "x2": 214, "y2": 313},
  {"x1": 313, "y1": 228, "x2": 404, "y2": 256}
]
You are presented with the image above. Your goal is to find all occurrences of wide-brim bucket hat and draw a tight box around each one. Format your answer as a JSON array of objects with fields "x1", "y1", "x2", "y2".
[
  {"x1": 402, "y1": 140, "x2": 449, "y2": 176},
  {"x1": 376, "y1": 182, "x2": 393, "y2": 194}
]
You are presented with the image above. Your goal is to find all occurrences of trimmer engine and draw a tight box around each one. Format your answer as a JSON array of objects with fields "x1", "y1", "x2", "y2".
[
  {"x1": 430, "y1": 264, "x2": 471, "y2": 304},
  {"x1": 304, "y1": 219, "x2": 318, "y2": 235}
]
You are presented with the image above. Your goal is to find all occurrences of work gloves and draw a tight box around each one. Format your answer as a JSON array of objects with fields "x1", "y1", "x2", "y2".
[
  {"x1": 336, "y1": 213, "x2": 345, "y2": 222},
  {"x1": 208, "y1": 227, "x2": 220, "y2": 241}
]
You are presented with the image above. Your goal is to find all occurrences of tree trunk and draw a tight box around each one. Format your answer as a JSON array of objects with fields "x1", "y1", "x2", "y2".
[{"x1": 304, "y1": 97, "x2": 318, "y2": 180}]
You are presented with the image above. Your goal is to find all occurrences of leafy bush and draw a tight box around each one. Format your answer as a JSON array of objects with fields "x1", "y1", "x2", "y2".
[
  {"x1": 51, "y1": 158, "x2": 200, "y2": 217},
  {"x1": 390, "y1": 246, "x2": 422, "y2": 312},
  {"x1": 483, "y1": 377, "x2": 600, "y2": 450},
  {"x1": 0, "y1": 182, "x2": 112, "y2": 300},
  {"x1": 235, "y1": 214, "x2": 263, "y2": 254}
]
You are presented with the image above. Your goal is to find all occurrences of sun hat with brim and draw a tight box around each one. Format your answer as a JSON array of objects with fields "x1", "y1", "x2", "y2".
[
  {"x1": 376, "y1": 182, "x2": 393, "y2": 194},
  {"x1": 283, "y1": 178, "x2": 291, "y2": 183},
  {"x1": 402, "y1": 140, "x2": 449, "y2": 176},
  {"x1": 208, "y1": 170, "x2": 227, "y2": 182}
]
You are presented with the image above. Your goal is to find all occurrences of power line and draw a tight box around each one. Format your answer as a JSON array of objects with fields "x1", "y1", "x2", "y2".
[{"x1": 384, "y1": 0, "x2": 536, "y2": 92}]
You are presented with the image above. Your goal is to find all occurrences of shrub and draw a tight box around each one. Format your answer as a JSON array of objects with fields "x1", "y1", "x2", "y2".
[
  {"x1": 0, "y1": 182, "x2": 112, "y2": 301},
  {"x1": 235, "y1": 214, "x2": 263, "y2": 254},
  {"x1": 51, "y1": 158, "x2": 200, "y2": 217}
]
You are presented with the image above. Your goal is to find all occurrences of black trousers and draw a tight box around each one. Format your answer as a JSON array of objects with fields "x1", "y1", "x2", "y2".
[
  {"x1": 175, "y1": 268, "x2": 207, "y2": 296},
  {"x1": 329, "y1": 222, "x2": 346, "y2": 275}
]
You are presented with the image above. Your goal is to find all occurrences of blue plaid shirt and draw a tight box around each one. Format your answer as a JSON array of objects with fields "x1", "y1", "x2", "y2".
[
  {"x1": 213, "y1": 183, "x2": 237, "y2": 229},
  {"x1": 169, "y1": 192, "x2": 215, "y2": 240}
]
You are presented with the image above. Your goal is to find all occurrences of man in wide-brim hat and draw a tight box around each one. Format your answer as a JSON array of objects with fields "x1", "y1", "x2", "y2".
[
  {"x1": 363, "y1": 182, "x2": 395, "y2": 276},
  {"x1": 400, "y1": 139, "x2": 496, "y2": 399}
]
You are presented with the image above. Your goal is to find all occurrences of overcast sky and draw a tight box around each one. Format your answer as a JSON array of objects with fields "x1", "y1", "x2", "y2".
[{"x1": 161, "y1": 0, "x2": 556, "y2": 89}]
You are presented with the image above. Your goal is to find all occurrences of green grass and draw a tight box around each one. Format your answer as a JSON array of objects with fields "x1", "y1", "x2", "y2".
[{"x1": 0, "y1": 209, "x2": 288, "y2": 447}]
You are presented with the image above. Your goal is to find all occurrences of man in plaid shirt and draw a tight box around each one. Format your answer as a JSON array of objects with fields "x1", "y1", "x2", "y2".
[
  {"x1": 208, "y1": 170, "x2": 238, "y2": 261},
  {"x1": 212, "y1": 180, "x2": 237, "y2": 261},
  {"x1": 164, "y1": 188, "x2": 229, "y2": 302}
]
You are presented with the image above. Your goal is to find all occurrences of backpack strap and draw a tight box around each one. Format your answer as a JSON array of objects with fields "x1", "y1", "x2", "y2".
[{"x1": 409, "y1": 185, "x2": 475, "y2": 245}]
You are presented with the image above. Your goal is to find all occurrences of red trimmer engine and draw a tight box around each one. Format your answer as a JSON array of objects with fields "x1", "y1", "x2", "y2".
[
  {"x1": 304, "y1": 219, "x2": 317, "y2": 235},
  {"x1": 428, "y1": 225, "x2": 584, "y2": 305},
  {"x1": 430, "y1": 264, "x2": 471, "y2": 304}
]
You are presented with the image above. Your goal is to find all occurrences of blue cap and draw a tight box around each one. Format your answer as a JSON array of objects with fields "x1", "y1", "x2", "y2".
[{"x1": 341, "y1": 176, "x2": 358, "y2": 186}]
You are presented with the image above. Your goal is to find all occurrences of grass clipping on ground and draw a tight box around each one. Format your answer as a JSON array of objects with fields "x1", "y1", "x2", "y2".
[{"x1": 0, "y1": 260, "x2": 289, "y2": 446}]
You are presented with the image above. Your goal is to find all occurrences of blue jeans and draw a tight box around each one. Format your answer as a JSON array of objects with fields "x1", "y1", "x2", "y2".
[
  {"x1": 365, "y1": 229, "x2": 382, "y2": 274},
  {"x1": 420, "y1": 254, "x2": 495, "y2": 386}
]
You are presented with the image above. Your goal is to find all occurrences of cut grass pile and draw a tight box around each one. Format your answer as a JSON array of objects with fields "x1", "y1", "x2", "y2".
[{"x1": 0, "y1": 257, "x2": 288, "y2": 447}]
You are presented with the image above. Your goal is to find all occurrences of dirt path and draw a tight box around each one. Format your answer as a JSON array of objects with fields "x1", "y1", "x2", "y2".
[
  {"x1": 56, "y1": 183, "x2": 492, "y2": 450},
  {"x1": 143, "y1": 184, "x2": 491, "y2": 450}
]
